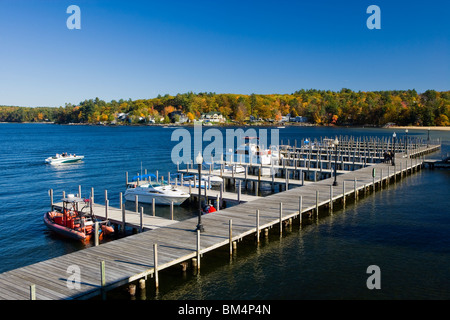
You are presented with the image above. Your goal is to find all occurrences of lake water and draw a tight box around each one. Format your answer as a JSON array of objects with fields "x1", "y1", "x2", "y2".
[{"x1": 0, "y1": 123, "x2": 449, "y2": 300}]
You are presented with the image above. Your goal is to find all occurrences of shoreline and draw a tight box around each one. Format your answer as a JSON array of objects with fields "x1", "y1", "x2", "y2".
[
  {"x1": 385, "y1": 126, "x2": 450, "y2": 131},
  {"x1": 1, "y1": 121, "x2": 449, "y2": 131}
]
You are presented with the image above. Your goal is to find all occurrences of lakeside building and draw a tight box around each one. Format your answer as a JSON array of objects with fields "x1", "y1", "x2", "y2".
[{"x1": 201, "y1": 111, "x2": 225, "y2": 123}]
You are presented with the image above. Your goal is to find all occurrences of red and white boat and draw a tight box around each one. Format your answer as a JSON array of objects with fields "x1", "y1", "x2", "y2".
[{"x1": 44, "y1": 194, "x2": 114, "y2": 242}]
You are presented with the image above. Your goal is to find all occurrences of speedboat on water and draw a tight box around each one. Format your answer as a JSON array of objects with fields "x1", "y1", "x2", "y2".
[
  {"x1": 124, "y1": 174, "x2": 190, "y2": 205},
  {"x1": 43, "y1": 194, "x2": 114, "y2": 242},
  {"x1": 45, "y1": 153, "x2": 84, "y2": 164}
]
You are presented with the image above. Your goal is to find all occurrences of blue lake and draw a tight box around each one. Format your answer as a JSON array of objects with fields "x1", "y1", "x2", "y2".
[{"x1": 0, "y1": 123, "x2": 448, "y2": 299}]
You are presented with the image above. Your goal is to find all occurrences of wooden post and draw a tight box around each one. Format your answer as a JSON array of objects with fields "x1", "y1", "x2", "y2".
[
  {"x1": 49, "y1": 189, "x2": 53, "y2": 211},
  {"x1": 196, "y1": 229, "x2": 201, "y2": 270},
  {"x1": 105, "y1": 199, "x2": 109, "y2": 220},
  {"x1": 152, "y1": 198, "x2": 156, "y2": 216},
  {"x1": 315, "y1": 190, "x2": 319, "y2": 216},
  {"x1": 126, "y1": 172, "x2": 128, "y2": 185},
  {"x1": 329, "y1": 185, "x2": 333, "y2": 212},
  {"x1": 354, "y1": 177, "x2": 357, "y2": 199},
  {"x1": 91, "y1": 187, "x2": 94, "y2": 204},
  {"x1": 216, "y1": 194, "x2": 220, "y2": 211},
  {"x1": 94, "y1": 221, "x2": 99, "y2": 246},
  {"x1": 119, "y1": 192, "x2": 122, "y2": 213},
  {"x1": 299, "y1": 196, "x2": 303, "y2": 225},
  {"x1": 78, "y1": 185, "x2": 81, "y2": 198},
  {"x1": 30, "y1": 284, "x2": 36, "y2": 300},
  {"x1": 140, "y1": 207, "x2": 144, "y2": 233},
  {"x1": 342, "y1": 180, "x2": 346, "y2": 207},
  {"x1": 135, "y1": 195, "x2": 138, "y2": 213},
  {"x1": 380, "y1": 169, "x2": 383, "y2": 188},
  {"x1": 229, "y1": 220, "x2": 233, "y2": 256},
  {"x1": 170, "y1": 201, "x2": 174, "y2": 220},
  {"x1": 279, "y1": 202, "x2": 283, "y2": 235},
  {"x1": 238, "y1": 180, "x2": 241, "y2": 203},
  {"x1": 153, "y1": 244, "x2": 159, "y2": 288},
  {"x1": 100, "y1": 261, "x2": 106, "y2": 288},
  {"x1": 256, "y1": 209, "x2": 260, "y2": 243},
  {"x1": 121, "y1": 205, "x2": 126, "y2": 235}
]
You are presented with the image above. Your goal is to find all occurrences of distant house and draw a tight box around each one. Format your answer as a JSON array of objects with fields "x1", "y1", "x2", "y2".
[
  {"x1": 201, "y1": 111, "x2": 225, "y2": 123},
  {"x1": 280, "y1": 115, "x2": 290, "y2": 123},
  {"x1": 168, "y1": 111, "x2": 188, "y2": 123},
  {"x1": 290, "y1": 116, "x2": 308, "y2": 123},
  {"x1": 116, "y1": 112, "x2": 129, "y2": 121}
]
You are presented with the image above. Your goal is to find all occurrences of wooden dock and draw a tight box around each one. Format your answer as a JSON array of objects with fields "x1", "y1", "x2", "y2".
[{"x1": 0, "y1": 142, "x2": 440, "y2": 300}]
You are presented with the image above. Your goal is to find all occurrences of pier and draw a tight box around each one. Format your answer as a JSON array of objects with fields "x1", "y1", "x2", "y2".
[{"x1": 0, "y1": 138, "x2": 440, "y2": 300}]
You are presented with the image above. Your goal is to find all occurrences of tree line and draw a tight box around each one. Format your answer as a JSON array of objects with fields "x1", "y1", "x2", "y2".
[{"x1": 1, "y1": 89, "x2": 449, "y2": 126}]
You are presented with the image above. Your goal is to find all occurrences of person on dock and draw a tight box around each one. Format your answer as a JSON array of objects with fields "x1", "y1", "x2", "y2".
[{"x1": 202, "y1": 203, "x2": 216, "y2": 214}]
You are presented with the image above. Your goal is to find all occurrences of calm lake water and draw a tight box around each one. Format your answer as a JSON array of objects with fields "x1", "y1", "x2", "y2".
[{"x1": 0, "y1": 123, "x2": 449, "y2": 300}]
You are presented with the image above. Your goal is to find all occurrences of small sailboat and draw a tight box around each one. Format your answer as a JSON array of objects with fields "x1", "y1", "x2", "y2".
[
  {"x1": 44, "y1": 194, "x2": 114, "y2": 242},
  {"x1": 124, "y1": 174, "x2": 190, "y2": 205},
  {"x1": 45, "y1": 153, "x2": 84, "y2": 165}
]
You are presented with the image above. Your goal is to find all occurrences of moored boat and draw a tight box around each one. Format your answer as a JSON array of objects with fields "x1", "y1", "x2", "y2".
[
  {"x1": 124, "y1": 174, "x2": 190, "y2": 205},
  {"x1": 44, "y1": 194, "x2": 114, "y2": 242}
]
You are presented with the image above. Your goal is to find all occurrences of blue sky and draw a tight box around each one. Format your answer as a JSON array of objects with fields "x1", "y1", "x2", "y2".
[{"x1": 0, "y1": 0, "x2": 448, "y2": 107}]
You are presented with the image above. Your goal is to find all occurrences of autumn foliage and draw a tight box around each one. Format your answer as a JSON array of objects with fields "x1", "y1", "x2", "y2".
[{"x1": 0, "y1": 89, "x2": 449, "y2": 126}]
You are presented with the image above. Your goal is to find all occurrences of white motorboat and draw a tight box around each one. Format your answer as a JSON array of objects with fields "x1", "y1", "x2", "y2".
[
  {"x1": 202, "y1": 174, "x2": 223, "y2": 186},
  {"x1": 177, "y1": 175, "x2": 211, "y2": 189},
  {"x1": 124, "y1": 179, "x2": 190, "y2": 205},
  {"x1": 269, "y1": 145, "x2": 284, "y2": 162},
  {"x1": 227, "y1": 137, "x2": 272, "y2": 175},
  {"x1": 45, "y1": 153, "x2": 84, "y2": 165}
]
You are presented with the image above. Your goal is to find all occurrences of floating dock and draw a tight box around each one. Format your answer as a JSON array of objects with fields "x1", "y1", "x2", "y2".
[{"x1": 0, "y1": 138, "x2": 440, "y2": 300}]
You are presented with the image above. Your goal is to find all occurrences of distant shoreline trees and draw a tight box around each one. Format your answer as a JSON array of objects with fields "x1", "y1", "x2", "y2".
[{"x1": 1, "y1": 89, "x2": 449, "y2": 126}]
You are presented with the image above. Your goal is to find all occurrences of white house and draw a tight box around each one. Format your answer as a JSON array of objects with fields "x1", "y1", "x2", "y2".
[{"x1": 201, "y1": 111, "x2": 225, "y2": 123}]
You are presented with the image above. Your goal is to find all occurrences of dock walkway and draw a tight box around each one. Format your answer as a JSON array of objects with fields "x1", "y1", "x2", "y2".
[{"x1": 0, "y1": 144, "x2": 439, "y2": 300}]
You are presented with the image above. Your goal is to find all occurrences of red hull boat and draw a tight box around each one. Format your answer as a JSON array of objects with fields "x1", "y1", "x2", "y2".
[{"x1": 44, "y1": 195, "x2": 114, "y2": 242}]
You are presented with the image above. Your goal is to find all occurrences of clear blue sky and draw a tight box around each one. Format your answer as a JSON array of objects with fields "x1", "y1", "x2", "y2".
[{"x1": 0, "y1": 0, "x2": 448, "y2": 107}]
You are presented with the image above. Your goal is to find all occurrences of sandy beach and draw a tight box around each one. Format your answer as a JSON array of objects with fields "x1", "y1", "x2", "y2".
[{"x1": 386, "y1": 126, "x2": 450, "y2": 131}]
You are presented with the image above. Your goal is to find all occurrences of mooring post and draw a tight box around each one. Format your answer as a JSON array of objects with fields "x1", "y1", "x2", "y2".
[
  {"x1": 216, "y1": 194, "x2": 220, "y2": 211},
  {"x1": 119, "y1": 192, "x2": 122, "y2": 213},
  {"x1": 229, "y1": 220, "x2": 233, "y2": 256},
  {"x1": 94, "y1": 221, "x2": 99, "y2": 246},
  {"x1": 196, "y1": 229, "x2": 201, "y2": 270},
  {"x1": 49, "y1": 189, "x2": 53, "y2": 211},
  {"x1": 140, "y1": 207, "x2": 144, "y2": 233},
  {"x1": 105, "y1": 199, "x2": 109, "y2": 220},
  {"x1": 354, "y1": 177, "x2": 357, "y2": 199},
  {"x1": 152, "y1": 198, "x2": 156, "y2": 216},
  {"x1": 100, "y1": 260, "x2": 106, "y2": 289},
  {"x1": 299, "y1": 196, "x2": 303, "y2": 225},
  {"x1": 380, "y1": 169, "x2": 383, "y2": 188},
  {"x1": 30, "y1": 284, "x2": 36, "y2": 300},
  {"x1": 329, "y1": 185, "x2": 333, "y2": 212},
  {"x1": 238, "y1": 180, "x2": 241, "y2": 203},
  {"x1": 256, "y1": 209, "x2": 260, "y2": 243},
  {"x1": 170, "y1": 201, "x2": 174, "y2": 220},
  {"x1": 153, "y1": 244, "x2": 159, "y2": 289},
  {"x1": 135, "y1": 195, "x2": 139, "y2": 213},
  {"x1": 279, "y1": 202, "x2": 283, "y2": 235},
  {"x1": 315, "y1": 190, "x2": 319, "y2": 217},
  {"x1": 342, "y1": 180, "x2": 346, "y2": 207},
  {"x1": 121, "y1": 205, "x2": 126, "y2": 235},
  {"x1": 91, "y1": 187, "x2": 95, "y2": 204}
]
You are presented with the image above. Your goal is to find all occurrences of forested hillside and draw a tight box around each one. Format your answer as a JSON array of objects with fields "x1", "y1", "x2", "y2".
[{"x1": 1, "y1": 89, "x2": 449, "y2": 126}]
